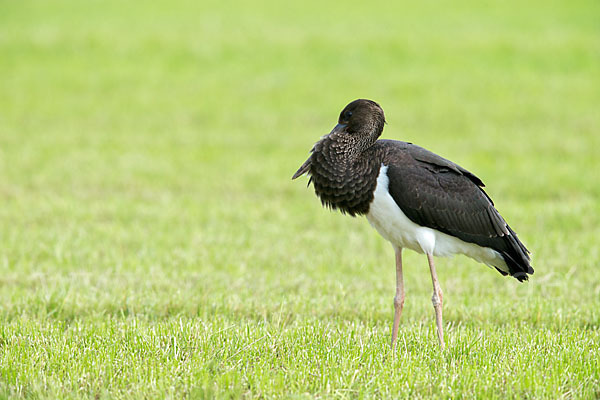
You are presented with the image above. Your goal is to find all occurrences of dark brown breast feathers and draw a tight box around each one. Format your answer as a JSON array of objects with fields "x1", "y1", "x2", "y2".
[{"x1": 306, "y1": 135, "x2": 383, "y2": 216}]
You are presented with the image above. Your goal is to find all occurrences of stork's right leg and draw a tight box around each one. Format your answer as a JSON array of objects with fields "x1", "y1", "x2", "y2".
[
  {"x1": 391, "y1": 247, "x2": 405, "y2": 350},
  {"x1": 427, "y1": 253, "x2": 444, "y2": 349}
]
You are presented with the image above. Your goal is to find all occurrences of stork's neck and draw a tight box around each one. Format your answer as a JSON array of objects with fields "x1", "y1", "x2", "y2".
[{"x1": 324, "y1": 132, "x2": 376, "y2": 160}]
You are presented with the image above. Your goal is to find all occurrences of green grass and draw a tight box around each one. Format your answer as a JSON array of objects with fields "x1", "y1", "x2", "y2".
[{"x1": 1, "y1": 0, "x2": 599, "y2": 398}]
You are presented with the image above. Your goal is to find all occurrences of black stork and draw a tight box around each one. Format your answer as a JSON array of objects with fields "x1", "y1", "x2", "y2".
[{"x1": 292, "y1": 99, "x2": 533, "y2": 349}]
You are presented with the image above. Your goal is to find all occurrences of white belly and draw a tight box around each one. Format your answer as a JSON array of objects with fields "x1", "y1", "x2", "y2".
[{"x1": 366, "y1": 165, "x2": 508, "y2": 271}]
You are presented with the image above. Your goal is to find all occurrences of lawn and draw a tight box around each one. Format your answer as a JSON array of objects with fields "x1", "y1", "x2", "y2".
[{"x1": 1, "y1": 0, "x2": 599, "y2": 398}]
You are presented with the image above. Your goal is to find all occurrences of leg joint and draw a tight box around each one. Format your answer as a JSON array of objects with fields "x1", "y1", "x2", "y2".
[
  {"x1": 431, "y1": 291, "x2": 442, "y2": 307},
  {"x1": 393, "y1": 294, "x2": 405, "y2": 308}
]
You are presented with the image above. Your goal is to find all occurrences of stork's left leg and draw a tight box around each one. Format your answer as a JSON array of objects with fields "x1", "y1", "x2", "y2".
[
  {"x1": 390, "y1": 247, "x2": 405, "y2": 350},
  {"x1": 427, "y1": 253, "x2": 444, "y2": 349}
]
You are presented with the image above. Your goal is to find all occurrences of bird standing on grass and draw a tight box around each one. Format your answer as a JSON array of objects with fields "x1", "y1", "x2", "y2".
[{"x1": 292, "y1": 99, "x2": 533, "y2": 349}]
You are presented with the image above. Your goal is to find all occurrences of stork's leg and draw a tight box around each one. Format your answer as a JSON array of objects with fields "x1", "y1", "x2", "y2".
[
  {"x1": 391, "y1": 247, "x2": 405, "y2": 350},
  {"x1": 427, "y1": 253, "x2": 444, "y2": 349}
]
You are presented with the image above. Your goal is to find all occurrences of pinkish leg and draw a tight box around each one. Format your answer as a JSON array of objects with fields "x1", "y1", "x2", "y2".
[
  {"x1": 391, "y1": 247, "x2": 405, "y2": 350},
  {"x1": 427, "y1": 253, "x2": 444, "y2": 350}
]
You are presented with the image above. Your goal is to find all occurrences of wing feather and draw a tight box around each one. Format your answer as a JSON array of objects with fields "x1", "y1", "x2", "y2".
[{"x1": 377, "y1": 141, "x2": 533, "y2": 281}]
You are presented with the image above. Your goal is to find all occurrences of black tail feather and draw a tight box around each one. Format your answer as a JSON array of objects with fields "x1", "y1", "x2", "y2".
[{"x1": 498, "y1": 226, "x2": 533, "y2": 282}]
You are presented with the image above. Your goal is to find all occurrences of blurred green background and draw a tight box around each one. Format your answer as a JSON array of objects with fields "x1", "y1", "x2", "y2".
[{"x1": 1, "y1": 0, "x2": 599, "y2": 398}]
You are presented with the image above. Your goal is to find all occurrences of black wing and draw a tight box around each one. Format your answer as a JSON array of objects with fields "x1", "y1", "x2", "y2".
[{"x1": 379, "y1": 141, "x2": 533, "y2": 281}]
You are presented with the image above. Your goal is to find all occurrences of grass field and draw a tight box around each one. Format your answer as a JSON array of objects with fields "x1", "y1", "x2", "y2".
[{"x1": 1, "y1": 0, "x2": 599, "y2": 398}]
